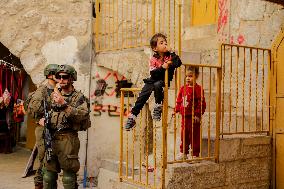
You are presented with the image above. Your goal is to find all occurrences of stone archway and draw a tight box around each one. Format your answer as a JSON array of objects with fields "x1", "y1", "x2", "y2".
[{"x1": 0, "y1": 42, "x2": 36, "y2": 149}]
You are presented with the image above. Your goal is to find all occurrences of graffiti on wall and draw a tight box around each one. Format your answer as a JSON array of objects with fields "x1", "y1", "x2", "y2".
[
  {"x1": 91, "y1": 70, "x2": 134, "y2": 117},
  {"x1": 92, "y1": 103, "x2": 132, "y2": 117},
  {"x1": 230, "y1": 34, "x2": 245, "y2": 45},
  {"x1": 217, "y1": 0, "x2": 229, "y2": 42},
  {"x1": 218, "y1": 0, "x2": 245, "y2": 45}
]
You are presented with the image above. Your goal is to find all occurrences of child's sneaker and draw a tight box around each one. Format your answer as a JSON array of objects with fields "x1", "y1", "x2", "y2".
[
  {"x1": 176, "y1": 153, "x2": 188, "y2": 160},
  {"x1": 125, "y1": 115, "x2": 136, "y2": 131},
  {"x1": 152, "y1": 104, "x2": 162, "y2": 121}
]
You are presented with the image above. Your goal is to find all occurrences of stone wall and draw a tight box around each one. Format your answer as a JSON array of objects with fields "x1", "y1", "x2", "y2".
[
  {"x1": 0, "y1": 0, "x2": 92, "y2": 92},
  {"x1": 167, "y1": 136, "x2": 271, "y2": 189}
]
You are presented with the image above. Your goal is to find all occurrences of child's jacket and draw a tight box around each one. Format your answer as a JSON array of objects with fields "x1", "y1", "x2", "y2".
[
  {"x1": 146, "y1": 52, "x2": 182, "y2": 84},
  {"x1": 175, "y1": 84, "x2": 206, "y2": 118}
]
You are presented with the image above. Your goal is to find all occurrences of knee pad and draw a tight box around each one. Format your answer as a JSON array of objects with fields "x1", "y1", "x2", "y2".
[
  {"x1": 62, "y1": 170, "x2": 77, "y2": 189},
  {"x1": 43, "y1": 170, "x2": 57, "y2": 189}
]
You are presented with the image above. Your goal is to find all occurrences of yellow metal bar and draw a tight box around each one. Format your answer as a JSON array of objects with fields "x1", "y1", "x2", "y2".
[
  {"x1": 191, "y1": 68, "x2": 195, "y2": 158},
  {"x1": 152, "y1": 0, "x2": 156, "y2": 35},
  {"x1": 104, "y1": 1, "x2": 107, "y2": 50},
  {"x1": 182, "y1": 66, "x2": 186, "y2": 160},
  {"x1": 200, "y1": 67, "x2": 204, "y2": 157},
  {"x1": 154, "y1": 120, "x2": 157, "y2": 187},
  {"x1": 108, "y1": 0, "x2": 111, "y2": 50},
  {"x1": 242, "y1": 47, "x2": 246, "y2": 132},
  {"x1": 139, "y1": 97, "x2": 142, "y2": 182},
  {"x1": 173, "y1": 0, "x2": 176, "y2": 50},
  {"x1": 229, "y1": 46, "x2": 232, "y2": 133},
  {"x1": 122, "y1": 0, "x2": 124, "y2": 48},
  {"x1": 130, "y1": 0, "x2": 133, "y2": 47},
  {"x1": 249, "y1": 48, "x2": 252, "y2": 131},
  {"x1": 183, "y1": 63, "x2": 222, "y2": 68},
  {"x1": 140, "y1": 0, "x2": 143, "y2": 45},
  {"x1": 220, "y1": 131, "x2": 269, "y2": 135},
  {"x1": 161, "y1": 68, "x2": 169, "y2": 189},
  {"x1": 120, "y1": 88, "x2": 142, "y2": 91},
  {"x1": 168, "y1": 0, "x2": 171, "y2": 45},
  {"x1": 235, "y1": 47, "x2": 239, "y2": 132},
  {"x1": 116, "y1": 0, "x2": 119, "y2": 50},
  {"x1": 126, "y1": 93, "x2": 130, "y2": 177},
  {"x1": 178, "y1": 2, "x2": 181, "y2": 56},
  {"x1": 119, "y1": 90, "x2": 124, "y2": 181},
  {"x1": 158, "y1": 0, "x2": 161, "y2": 31},
  {"x1": 221, "y1": 44, "x2": 225, "y2": 135},
  {"x1": 222, "y1": 43, "x2": 271, "y2": 51},
  {"x1": 255, "y1": 49, "x2": 259, "y2": 131},
  {"x1": 146, "y1": 0, "x2": 149, "y2": 40},
  {"x1": 112, "y1": 0, "x2": 115, "y2": 50},
  {"x1": 132, "y1": 125, "x2": 135, "y2": 179},
  {"x1": 135, "y1": 0, "x2": 138, "y2": 47},
  {"x1": 267, "y1": 50, "x2": 272, "y2": 134},
  {"x1": 146, "y1": 104, "x2": 149, "y2": 185},
  {"x1": 173, "y1": 71, "x2": 177, "y2": 161},
  {"x1": 95, "y1": 0, "x2": 100, "y2": 51},
  {"x1": 126, "y1": 0, "x2": 129, "y2": 48},
  {"x1": 215, "y1": 67, "x2": 222, "y2": 163},
  {"x1": 162, "y1": 0, "x2": 165, "y2": 31},
  {"x1": 208, "y1": 68, "x2": 212, "y2": 157},
  {"x1": 261, "y1": 50, "x2": 265, "y2": 131}
]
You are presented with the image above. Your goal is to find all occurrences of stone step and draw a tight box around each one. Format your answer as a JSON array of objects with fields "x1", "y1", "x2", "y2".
[
  {"x1": 183, "y1": 36, "x2": 218, "y2": 51},
  {"x1": 98, "y1": 160, "x2": 164, "y2": 189},
  {"x1": 97, "y1": 168, "x2": 144, "y2": 189}
]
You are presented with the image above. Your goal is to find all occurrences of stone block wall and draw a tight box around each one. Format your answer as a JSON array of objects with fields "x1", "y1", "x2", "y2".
[{"x1": 167, "y1": 135, "x2": 271, "y2": 189}]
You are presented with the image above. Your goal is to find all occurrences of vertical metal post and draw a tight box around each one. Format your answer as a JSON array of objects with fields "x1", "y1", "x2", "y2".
[
  {"x1": 152, "y1": 0, "x2": 156, "y2": 35},
  {"x1": 95, "y1": 0, "x2": 100, "y2": 51},
  {"x1": 161, "y1": 68, "x2": 169, "y2": 189},
  {"x1": 119, "y1": 90, "x2": 124, "y2": 181},
  {"x1": 215, "y1": 67, "x2": 222, "y2": 163}
]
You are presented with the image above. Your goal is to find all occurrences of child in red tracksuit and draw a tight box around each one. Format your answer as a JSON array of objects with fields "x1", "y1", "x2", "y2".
[{"x1": 175, "y1": 66, "x2": 206, "y2": 159}]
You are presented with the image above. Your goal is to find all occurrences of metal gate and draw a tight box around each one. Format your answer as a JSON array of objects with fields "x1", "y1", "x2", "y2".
[{"x1": 94, "y1": 0, "x2": 182, "y2": 52}]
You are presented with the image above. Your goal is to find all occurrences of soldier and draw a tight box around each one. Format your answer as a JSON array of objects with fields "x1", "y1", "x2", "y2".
[
  {"x1": 41, "y1": 64, "x2": 91, "y2": 189},
  {"x1": 24, "y1": 64, "x2": 59, "y2": 189}
]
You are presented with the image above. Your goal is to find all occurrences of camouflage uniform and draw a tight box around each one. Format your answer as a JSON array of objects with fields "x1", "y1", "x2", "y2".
[
  {"x1": 42, "y1": 65, "x2": 91, "y2": 189},
  {"x1": 27, "y1": 85, "x2": 54, "y2": 186},
  {"x1": 25, "y1": 64, "x2": 59, "y2": 189}
]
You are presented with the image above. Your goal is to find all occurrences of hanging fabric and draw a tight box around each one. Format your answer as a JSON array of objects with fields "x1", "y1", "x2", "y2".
[
  {"x1": 5, "y1": 64, "x2": 8, "y2": 92},
  {"x1": 0, "y1": 64, "x2": 3, "y2": 95},
  {"x1": 13, "y1": 70, "x2": 25, "y2": 123}
]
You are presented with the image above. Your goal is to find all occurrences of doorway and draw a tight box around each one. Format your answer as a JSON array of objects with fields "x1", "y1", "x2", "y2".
[{"x1": 272, "y1": 29, "x2": 284, "y2": 189}]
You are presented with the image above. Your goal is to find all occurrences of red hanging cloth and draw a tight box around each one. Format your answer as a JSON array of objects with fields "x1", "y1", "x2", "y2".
[{"x1": 0, "y1": 65, "x2": 3, "y2": 95}]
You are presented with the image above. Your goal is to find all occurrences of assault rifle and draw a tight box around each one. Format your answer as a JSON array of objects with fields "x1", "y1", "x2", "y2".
[{"x1": 43, "y1": 97, "x2": 53, "y2": 162}]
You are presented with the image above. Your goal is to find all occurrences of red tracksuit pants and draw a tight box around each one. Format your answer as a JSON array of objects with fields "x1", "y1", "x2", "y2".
[{"x1": 180, "y1": 115, "x2": 201, "y2": 156}]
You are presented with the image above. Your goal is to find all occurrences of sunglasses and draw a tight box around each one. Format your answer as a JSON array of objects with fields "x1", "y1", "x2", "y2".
[{"x1": 55, "y1": 74, "x2": 70, "y2": 80}]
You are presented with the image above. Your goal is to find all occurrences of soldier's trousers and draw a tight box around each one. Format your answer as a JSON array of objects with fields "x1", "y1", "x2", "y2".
[
  {"x1": 34, "y1": 126, "x2": 45, "y2": 186},
  {"x1": 43, "y1": 132, "x2": 80, "y2": 189}
]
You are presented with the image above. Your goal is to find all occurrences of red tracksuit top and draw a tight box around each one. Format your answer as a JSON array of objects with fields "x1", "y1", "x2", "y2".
[{"x1": 175, "y1": 84, "x2": 206, "y2": 118}]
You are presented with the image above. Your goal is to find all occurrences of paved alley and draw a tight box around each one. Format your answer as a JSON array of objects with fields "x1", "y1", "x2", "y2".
[{"x1": 0, "y1": 146, "x2": 34, "y2": 189}]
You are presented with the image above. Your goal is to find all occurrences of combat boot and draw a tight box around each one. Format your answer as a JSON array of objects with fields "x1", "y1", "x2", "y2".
[{"x1": 35, "y1": 183, "x2": 43, "y2": 189}]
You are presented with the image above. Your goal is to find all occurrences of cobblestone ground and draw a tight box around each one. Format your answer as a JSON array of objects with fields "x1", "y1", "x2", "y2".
[
  {"x1": 0, "y1": 146, "x2": 96, "y2": 189},
  {"x1": 0, "y1": 146, "x2": 35, "y2": 189}
]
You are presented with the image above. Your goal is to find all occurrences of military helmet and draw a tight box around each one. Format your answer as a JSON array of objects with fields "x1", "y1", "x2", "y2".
[
  {"x1": 44, "y1": 64, "x2": 59, "y2": 77},
  {"x1": 56, "y1": 64, "x2": 77, "y2": 81}
]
